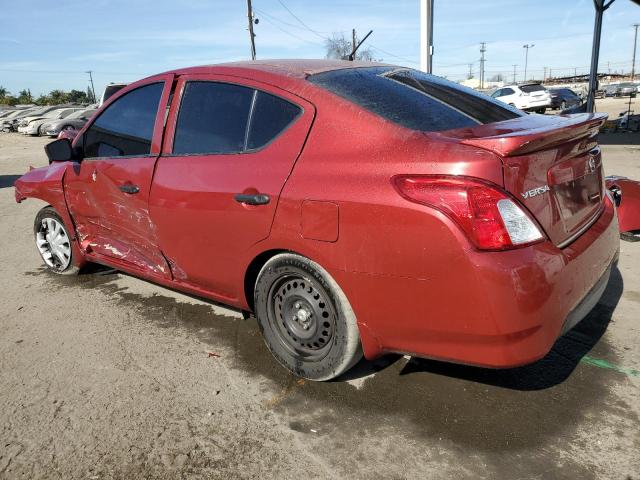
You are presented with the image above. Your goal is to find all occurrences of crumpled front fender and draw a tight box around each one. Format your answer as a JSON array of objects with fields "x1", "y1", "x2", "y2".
[{"x1": 15, "y1": 161, "x2": 87, "y2": 268}]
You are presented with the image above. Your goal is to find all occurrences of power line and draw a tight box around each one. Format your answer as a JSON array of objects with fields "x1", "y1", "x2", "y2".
[
  {"x1": 275, "y1": 0, "x2": 327, "y2": 40},
  {"x1": 254, "y1": 13, "x2": 325, "y2": 47},
  {"x1": 368, "y1": 44, "x2": 419, "y2": 64},
  {"x1": 254, "y1": 7, "x2": 343, "y2": 35}
]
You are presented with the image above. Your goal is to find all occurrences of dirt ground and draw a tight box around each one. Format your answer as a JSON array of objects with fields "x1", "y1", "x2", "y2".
[{"x1": 0, "y1": 124, "x2": 639, "y2": 479}]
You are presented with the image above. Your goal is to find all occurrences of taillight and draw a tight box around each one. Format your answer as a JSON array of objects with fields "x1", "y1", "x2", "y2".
[{"x1": 392, "y1": 175, "x2": 545, "y2": 251}]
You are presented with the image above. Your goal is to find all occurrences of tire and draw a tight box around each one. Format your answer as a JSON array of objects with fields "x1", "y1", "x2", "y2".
[
  {"x1": 621, "y1": 231, "x2": 640, "y2": 243},
  {"x1": 536, "y1": 108, "x2": 546, "y2": 114},
  {"x1": 34, "y1": 206, "x2": 79, "y2": 275},
  {"x1": 560, "y1": 101, "x2": 567, "y2": 110},
  {"x1": 254, "y1": 253, "x2": 362, "y2": 381}
]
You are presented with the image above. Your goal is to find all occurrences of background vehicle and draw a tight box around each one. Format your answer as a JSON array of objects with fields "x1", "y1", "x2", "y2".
[
  {"x1": 18, "y1": 107, "x2": 82, "y2": 135},
  {"x1": 616, "y1": 82, "x2": 638, "y2": 96},
  {"x1": 491, "y1": 82, "x2": 551, "y2": 113},
  {"x1": 15, "y1": 105, "x2": 69, "y2": 130},
  {"x1": 606, "y1": 176, "x2": 640, "y2": 241},
  {"x1": 15, "y1": 61, "x2": 619, "y2": 381},
  {"x1": 1, "y1": 107, "x2": 40, "y2": 131},
  {"x1": 548, "y1": 88, "x2": 582, "y2": 110},
  {"x1": 41, "y1": 108, "x2": 96, "y2": 137},
  {"x1": 99, "y1": 83, "x2": 127, "y2": 106}
]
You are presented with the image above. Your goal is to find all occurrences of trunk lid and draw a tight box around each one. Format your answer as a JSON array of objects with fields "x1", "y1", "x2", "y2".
[{"x1": 438, "y1": 113, "x2": 608, "y2": 247}]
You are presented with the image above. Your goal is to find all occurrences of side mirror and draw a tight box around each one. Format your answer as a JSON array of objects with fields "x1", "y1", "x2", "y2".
[{"x1": 44, "y1": 138, "x2": 73, "y2": 164}]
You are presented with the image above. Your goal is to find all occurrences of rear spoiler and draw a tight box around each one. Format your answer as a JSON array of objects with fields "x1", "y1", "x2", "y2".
[{"x1": 437, "y1": 113, "x2": 608, "y2": 157}]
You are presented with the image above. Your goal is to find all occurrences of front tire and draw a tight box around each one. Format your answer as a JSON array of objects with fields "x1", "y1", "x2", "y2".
[
  {"x1": 254, "y1": 253, "x2": 362, "y2": 381},
  {"x1": 34, "y1": 206, "x2": 79, "y2": 275}
]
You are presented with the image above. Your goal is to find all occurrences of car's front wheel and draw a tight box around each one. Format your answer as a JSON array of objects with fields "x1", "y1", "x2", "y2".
[
  {"x1": 254, "y1": 253, "x2": 362, "y2": 381},
  {"x1": 34, "y1": 206, "x2": 79, "y2": 275}
]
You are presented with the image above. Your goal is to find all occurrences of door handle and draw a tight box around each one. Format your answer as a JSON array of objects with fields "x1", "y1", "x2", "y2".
[
  {"x1": 119, "y1": 184, "x2": 140, "y2": 194},
  {"x1": 234, "y1": 193, "x2": 270, "y2": 205}
]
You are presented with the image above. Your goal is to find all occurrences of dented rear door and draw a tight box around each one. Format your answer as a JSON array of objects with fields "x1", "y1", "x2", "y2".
[{"x1": 63, "y1": 75, "x2": 174, "y2": 277}]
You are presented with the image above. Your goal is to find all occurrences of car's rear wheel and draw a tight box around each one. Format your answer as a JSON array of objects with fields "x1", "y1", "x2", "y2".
[
  {"x1": 254, "y1": 253, "x2": 362, "y2": 381},
  {"x1": 561, "y1": 100, "x2": 567, "y2": 110},
  {"x1": 34, "y1": 206, "x2": 79, "y2": 275}
]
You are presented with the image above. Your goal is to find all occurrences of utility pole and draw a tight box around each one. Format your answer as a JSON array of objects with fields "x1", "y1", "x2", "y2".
[
  {"x1": 574, "y1": 67, "x2": 578, "y2": 77},
  {"x1": 549, "y1": 68, "x2": 552, "y2": 80},
  {"x1": 608, "y1": 61, "x2": 611, "y2": 74},
  {"x1": 586, "y1": 0, "x2": 615, "y2": 113},
  {"x1": 419, "y1": 0, "x2": 434, "y2": 73},
  {"x1": 468, "y1": 63, "x2": 473, "y2": 79},
  {"x1": 543, "y1": 66, "x2": 547, "y2": 82},
  {"x1": 86, "y1": 71, "x2": 96, "y2": 103},
  {"x1": 352, "y1": 29, "x2": 357, "y2": 55},
  {"x1": 512, "y1": 64, "x2": 517, "y2": 83},
  {"x1": 246, "y1": 0, "x2": 257, "y2": 60},
  {"x1": 523, "y1": 44, "x2": 534, "y2": 81},
  {"x1": 632, "y1": 24, "x2": 639, "y2": 81},
  {"x1": 479, "y1": 42, "x2": 486, "y2": 89}
]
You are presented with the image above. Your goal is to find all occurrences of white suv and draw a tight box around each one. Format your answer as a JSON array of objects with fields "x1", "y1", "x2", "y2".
[{"x1": 490, "y1": 83, "x2": 551, "y2": 113}]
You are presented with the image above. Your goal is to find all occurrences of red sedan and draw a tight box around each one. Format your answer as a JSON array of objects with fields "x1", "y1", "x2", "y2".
[{"x1": 15, "y1": 60, "x2": 620, "y2": 381}]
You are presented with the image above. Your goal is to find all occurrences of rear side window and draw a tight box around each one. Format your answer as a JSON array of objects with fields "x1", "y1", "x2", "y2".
[
  {"x1": 308, "y1": 67, "x2": 522, "y2": 133},
  {"x1": 502, "y1": 87, "x2": 515, "y2": 95},
  {"x1": 247, "y1": 91, "x2": 301, "y2": 150},
  {"x1": 84, "y1": 82, "x2": 163, "y2": 158},
  {"x1": 173, "y1": 81, "x2": 301, "y2": 155},
  {"x1": 174, "y1": 82, "x2": 254, "y2": 155},
  {"x1": 520, "y1": 84, "x2": 545, "y2": 93}
]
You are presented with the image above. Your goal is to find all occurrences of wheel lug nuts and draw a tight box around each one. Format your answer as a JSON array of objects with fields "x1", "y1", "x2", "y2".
[{"x1": 294, "y1": 303, "x2": 300, "y2": 309}]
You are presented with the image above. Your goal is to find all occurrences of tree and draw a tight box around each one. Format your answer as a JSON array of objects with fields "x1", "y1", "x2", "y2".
[
  {"x1": 0, "y1": 86, "x2": 8, "y2": 98},
  {"x1": 68, "y1": 89, "x2": 89, "y2": 104},
  {"x1": 17, "y1": 89, "x2": 33, "y2": 104},
  {"x1": 489, "y1": 73, "x2": 504, "y2": 82},
  {"x1": 325, "y1": 32, "x2": 376, "y2": 61},
  {"x1": 46, "y1": 90, "x2": 69, "y2": 105},
  {"x1": 35, "y1": 94, "x2": 49, "y2": 105}
]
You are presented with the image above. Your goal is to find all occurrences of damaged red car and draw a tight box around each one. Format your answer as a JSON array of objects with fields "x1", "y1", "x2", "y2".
[{"x1": 15, "y1": 60, "x2": 620, "y2": 381}]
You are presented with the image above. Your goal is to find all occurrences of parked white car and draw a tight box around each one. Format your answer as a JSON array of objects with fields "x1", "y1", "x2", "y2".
[
  {"x1": 17, "y1": 108, "x2": 82, "y2": 135},
  {"x1": 490, "y1": 83, "x2": 551, "y2": 113}
]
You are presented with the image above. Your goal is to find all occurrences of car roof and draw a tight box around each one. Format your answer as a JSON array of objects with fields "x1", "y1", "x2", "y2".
[{"x1": 161, "y1": 59, "x2": 391, "y2": 79}]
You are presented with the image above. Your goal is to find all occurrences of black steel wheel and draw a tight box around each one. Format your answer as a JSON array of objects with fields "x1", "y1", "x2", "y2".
[{"x1": 254, "y1": 253, "x2": 362, "y2": 381}]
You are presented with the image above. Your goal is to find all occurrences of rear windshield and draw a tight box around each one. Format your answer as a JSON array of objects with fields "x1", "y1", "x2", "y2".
[
  {"x1": 520, "y1": 84, "x2": 546, "y2": 93},
  {"x1": 307, "y1": 67, "x2": 522, "y2": 132}
]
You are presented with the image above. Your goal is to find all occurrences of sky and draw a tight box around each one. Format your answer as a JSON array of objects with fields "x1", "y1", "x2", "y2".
[{"x1": 1, "y1": 0, "x2": 639, "y2": 97}]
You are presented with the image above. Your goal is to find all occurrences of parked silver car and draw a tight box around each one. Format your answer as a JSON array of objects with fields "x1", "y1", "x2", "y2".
[
  {"x1": 40, "y1": 108, "x2": 96, "y2": 137},
  {"x1": 1, "y1": 107, "x2": 41, "y2": 131},
  {"x1": 17, "y1": 108, "x2": 82, "y2": 135}
]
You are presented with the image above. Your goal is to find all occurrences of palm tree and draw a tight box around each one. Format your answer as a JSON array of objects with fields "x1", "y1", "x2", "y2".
[{"x1": 0, "y1": 86, "x2": 8, "y2": 98}]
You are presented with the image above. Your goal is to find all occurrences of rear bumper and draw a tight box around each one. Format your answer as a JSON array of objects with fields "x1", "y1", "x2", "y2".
[
  {"x1": 522, "y1": 98, "x2": 551, "y2": 110},
  {"x1": 335, "y1": 195, "x2": 619, "y2": 367}
]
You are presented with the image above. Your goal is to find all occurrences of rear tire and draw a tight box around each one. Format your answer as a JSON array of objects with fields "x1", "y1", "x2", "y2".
[
  {"x1": 34, "y1": 206, "x2": 79, "y2": 275},
  {"x1": 254, "y1": 253, "x2": 362, "y2": 381}
]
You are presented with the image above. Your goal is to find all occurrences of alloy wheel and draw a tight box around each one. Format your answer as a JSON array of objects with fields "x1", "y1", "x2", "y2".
[{"x1": 36, "y1": 217, "x2": 72, "y2": 271}]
